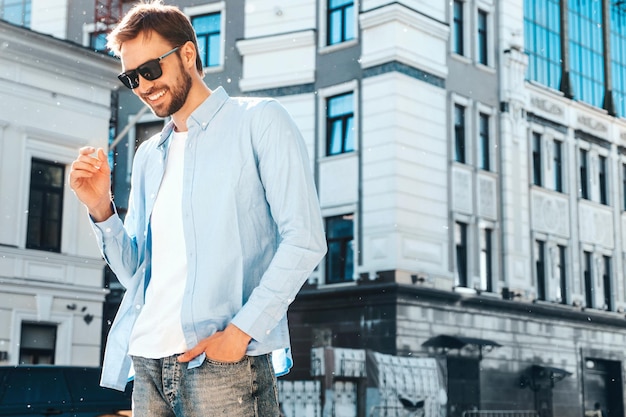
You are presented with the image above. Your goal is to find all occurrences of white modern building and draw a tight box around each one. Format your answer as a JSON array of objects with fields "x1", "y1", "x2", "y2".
[{"x1": 0, "y1": 19, "x2": 119, "y2": 366}]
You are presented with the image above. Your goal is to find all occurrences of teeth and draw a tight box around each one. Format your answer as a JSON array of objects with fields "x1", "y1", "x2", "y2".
[{"x1": 148, "y1": 90, "x2": 166, "y2": 101}]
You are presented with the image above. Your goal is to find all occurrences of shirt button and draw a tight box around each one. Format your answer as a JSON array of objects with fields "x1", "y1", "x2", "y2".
[
  {"x1": 266, "y1": 330, "x2": 271, "y2": 335},
  {"x1": 105, "y1": 227, "x2": 112, "y2": 233},
  {"x1": 135, "y1": 305, "x2": 141, "y2": 310}
]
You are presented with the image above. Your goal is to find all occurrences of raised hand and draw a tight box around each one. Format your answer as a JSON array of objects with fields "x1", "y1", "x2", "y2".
[{"x1": 69, "y1": 147, "x2": 113, "y2": 222}]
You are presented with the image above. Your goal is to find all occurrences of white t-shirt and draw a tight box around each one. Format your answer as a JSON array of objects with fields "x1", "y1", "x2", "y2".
[{"x1": 128, "y1": 130, "x2": 188, "y2": 358}]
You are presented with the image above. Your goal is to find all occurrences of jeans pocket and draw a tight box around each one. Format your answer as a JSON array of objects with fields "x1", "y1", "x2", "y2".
[{"x1": 204, "y1": 355, "x2": 249, "y2": 367}]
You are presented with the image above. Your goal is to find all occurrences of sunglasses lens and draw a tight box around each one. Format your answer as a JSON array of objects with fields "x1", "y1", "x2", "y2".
[
  {"x1": 118, "y1": 71, "x2": 139, "y2": 89},
  {"x1": 137, "y1": 60, "x2": 163, "y2": 81}
]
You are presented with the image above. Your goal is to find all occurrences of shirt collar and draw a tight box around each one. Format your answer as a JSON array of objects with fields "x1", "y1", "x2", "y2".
[{"x1": 157, "y1": 86, "x2": 230, "y2": 147}]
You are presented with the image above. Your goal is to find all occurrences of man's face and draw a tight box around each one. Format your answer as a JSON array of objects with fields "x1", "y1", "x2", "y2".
[{"x1": 120, "y1": 32, "x2": 192, "y2": 118}]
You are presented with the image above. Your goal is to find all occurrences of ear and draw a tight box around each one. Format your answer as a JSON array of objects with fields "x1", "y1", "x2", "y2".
[{"x1": 180, "y1": 41, "x2": 197, "y2": 71}]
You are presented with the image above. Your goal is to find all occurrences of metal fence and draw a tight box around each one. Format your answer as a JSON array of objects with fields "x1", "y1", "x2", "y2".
[{"x1": 461, "y1": 411, "x2": 539, "y2": 417}]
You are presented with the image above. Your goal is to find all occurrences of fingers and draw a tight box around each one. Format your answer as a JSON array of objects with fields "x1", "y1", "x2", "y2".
[
  {"x1": 97, "y1": 148, "x2": 111, "y2": 173},
  {"x1": 177, "y1": 344, "x2": 205, "y2": 363},
  {"x1": 72, "y1": 147, "x2": 109, "y2": 174}
]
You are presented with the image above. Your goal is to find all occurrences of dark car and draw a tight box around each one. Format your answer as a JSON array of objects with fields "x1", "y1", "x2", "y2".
[{"x1": 0, "y1": 366, "x2": 132, "y2": 417}]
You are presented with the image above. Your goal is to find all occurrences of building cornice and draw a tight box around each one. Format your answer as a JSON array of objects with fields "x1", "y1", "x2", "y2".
[
  {"x1": 0, "y1": 20, "x2": 119, "y2": 90},
  {"x1": 296, "y1": 282, "x2": 626, "y2": 329},
  {"x1": 0, "y1": 276, "x2": 109, "y2": 302},
  {"x1": 360, "y1": 3, "x2": 448, "y2": 41},
  {"x1": 236, "y1": 30, "x2": 315, "y2": 55}
]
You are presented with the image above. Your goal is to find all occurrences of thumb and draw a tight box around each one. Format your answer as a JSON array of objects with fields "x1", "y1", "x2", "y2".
[{"x1": 177, "y1": 344, "x2": 205, "y2": 363}]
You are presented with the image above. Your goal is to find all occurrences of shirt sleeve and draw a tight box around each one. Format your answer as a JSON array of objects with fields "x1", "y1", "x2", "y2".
[
  {"x1": 90, "y1": 209, "x2": 139, "y2": 289},
  {"x1": 89, "y1": 153, "x2": 146, "y2": 290},
  {"x1": 230, "y1": 100, "x2": 327, "y2": 343}
]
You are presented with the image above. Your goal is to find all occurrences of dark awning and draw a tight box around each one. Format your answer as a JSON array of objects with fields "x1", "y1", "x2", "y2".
[
  {"x1": 422, "y1": 334, "x2": 502, "y2": 350},
  {"x1": 531, "y1": 364, "x2": 572, "y2": 380}
]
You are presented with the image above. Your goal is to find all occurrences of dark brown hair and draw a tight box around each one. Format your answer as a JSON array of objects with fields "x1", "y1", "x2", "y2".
[{"x1": 107, "y1": 0, "x2": 204, "y2": 75}]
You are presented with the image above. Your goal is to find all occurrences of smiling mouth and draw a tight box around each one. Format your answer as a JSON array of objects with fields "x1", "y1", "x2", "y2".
[{"x1": 146, "y1": 89, "x2": 167, "y2": 102}]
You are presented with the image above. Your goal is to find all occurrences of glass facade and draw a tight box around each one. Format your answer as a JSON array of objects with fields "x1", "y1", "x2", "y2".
[
  {"x1": 524, "y1": 0, "x2": 626, "y2": 116},
  {"x1": 569, "y1": 0, "x2": 605, "y2": 109},
  {"x1": 611, "y1": 3, "x2": 626, "y2": 118},
  {"x1": 524, "y1": 0, "x2": 561, "y2": 90}
]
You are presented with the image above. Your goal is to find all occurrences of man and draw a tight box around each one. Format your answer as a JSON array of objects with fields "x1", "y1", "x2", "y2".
[{"x1": 68, "y1": 1, "x2": 327, "y2": 416}]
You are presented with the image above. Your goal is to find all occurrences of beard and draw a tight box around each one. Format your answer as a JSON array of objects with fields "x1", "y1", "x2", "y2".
[{"x1": 143, "y1": 60, "x2": 193, "y2": 118}]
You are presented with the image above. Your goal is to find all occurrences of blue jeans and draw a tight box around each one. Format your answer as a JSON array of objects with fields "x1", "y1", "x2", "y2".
[{"x1": 131, "y1": 354, "x2": 280, "y2": 417}]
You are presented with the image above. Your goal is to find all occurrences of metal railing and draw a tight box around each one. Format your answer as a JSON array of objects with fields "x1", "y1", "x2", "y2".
[
  {"x1": 461, "y1": 411, "x2": 539, "y2": 417},
  {"x1": 369, "y1": 406, "x2": 425, "y2": 417}
]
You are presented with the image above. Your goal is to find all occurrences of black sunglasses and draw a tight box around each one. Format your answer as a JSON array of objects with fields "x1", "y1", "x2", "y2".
[{"x1": 117, "y1": 46, "x2": 181, "y2": 89}]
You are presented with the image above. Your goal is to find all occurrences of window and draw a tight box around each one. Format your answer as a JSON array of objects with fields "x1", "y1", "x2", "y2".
[
  {"x1": 622, "y1": 164, "x2": 626, "y2": 210},
  {"x1": 580, "y1": 148, "x2": 589, "y2": 199},
  {"x1": 326, "y1": 92, "x2": 355, "y2": 156},
  {"x1": 455, "y1": 222, "x2": 468, "y2": 287},
  {"x1": 603, "y1": 255, "x2": 612, "y2": 310},
  {"x1": 535, "y1": 240, "x2": 546, "y2": 301},
  {"x1": 447, "y1": 357, "x2": 480, "y2": 417},
  {"x1": 479, "y1": 228, "x2": 493, "y2": 292},
  {"x1": 477, "y1": 9, "x2": 488, "y2": 65},
  {"x1": 89, "y1": 32, "x2": 108, "y2": 53},
  {"x1": 134, "y1": 121, "x2": 164, "y2": 151},
  {"x1": 558, "y1": 245, "x2": 567, "y2": 304},
  {"x1": 523, "y1": 0, "x2": 561, "y2": 90},
  {"x1": 611, "y1": 4, "x2": 626, "y2": 118},
  {"x1": 584, "y1": 251, "x2": 593, "y2": 308},
  {"x1": 454, "y1": 104, "x2": 466, "y2": 163},
  {"x1": 479, "y1": 113, "x2": 490, "y2": 171},
  {"x1": 326, "y1": 214, "x2": 354, "y2": 283},
  {"x1": 553, "y1": 140, "x2": 563, "y2": 192},
  {"x1": 327, "y1": 0, "x2": 355, "y2": 46},
  {"x1": 19, "y1": 322, "x2": 57, "y2": 364},
  {"x1": 0, "y1": 0, "x2": 31, "y2": 27},
  {"x1": 191, "y1": 12, "x2": 221, "y2": 68},
  {"x1": 599, "y1": 155, "x2": 608, "y2": 205},
  {"x1": 26, "y1": 159, "x2": 65, "y2": 252},
  {"x1": 532, "y1": 133, "x2": 542, "y2": 186},
  {"x1": 453, "y1": 0, "x2": 465, "y2": 55},
  {"x1": 569, "y1": 0, "x2": 605, "y2": 109}
]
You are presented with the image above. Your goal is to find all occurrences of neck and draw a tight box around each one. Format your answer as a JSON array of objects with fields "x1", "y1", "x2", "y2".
[{"x1": 172, "y1": 80, "x2": 212, "y2": 132}]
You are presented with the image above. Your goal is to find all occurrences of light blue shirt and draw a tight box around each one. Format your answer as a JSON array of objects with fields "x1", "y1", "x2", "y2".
[{"x1": 92, "y1": 87, "x2": 327, "y2": 391}]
